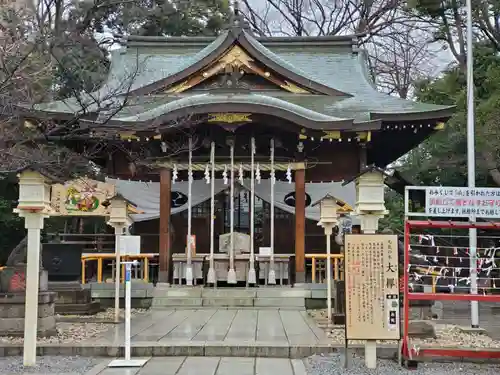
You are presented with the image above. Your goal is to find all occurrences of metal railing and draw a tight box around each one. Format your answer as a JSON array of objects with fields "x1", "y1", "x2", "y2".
[
  {"x1": 305, "y1": 254, "x2": 344, "y2": 283},
  {"x1": 81, "y1": 253, "x2": 158, "y2": 284}
]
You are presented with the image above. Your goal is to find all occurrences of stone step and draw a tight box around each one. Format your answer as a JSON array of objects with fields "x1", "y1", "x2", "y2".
[
  {"x1": 150, "y1": 287, "x2": 313, "y2": 309},
  {"x1": 153, "y1": 287, "x2": 203, "y2": 298},
  {"x1": 152, "y1": 297, "x2": 203, "y2": 308},
  {"x1": 0, "y1": 342, "x2": 338, "y2": 359},
  {"x1": 202, "y1": 298, "x2": 254, "y2": 307},
  {"x1": 256, "y1": 288, "x2": 310, "y2": 298},
  {"x1": 202, "y1": 289, "x2": 256, "y2": 298},
  {"x1": 254, "y1": 297, "x2": 305, "y2": 309},
  {"x1": 152, "y1": 296, "x2": 306, "y2": 309},
  {"x1": 55, "y1": 302, "x2": 102, "y2": 316}
]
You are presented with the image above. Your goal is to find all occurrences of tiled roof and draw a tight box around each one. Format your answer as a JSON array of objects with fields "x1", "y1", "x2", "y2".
[{"x1": 30, "y1": 30, "x2": 453, "y2": 121}]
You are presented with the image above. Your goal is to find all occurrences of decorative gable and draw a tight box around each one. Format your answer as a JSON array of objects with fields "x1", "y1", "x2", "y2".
[{"x1": 161, "y1": 44, "x2": 312, "y2": 94}]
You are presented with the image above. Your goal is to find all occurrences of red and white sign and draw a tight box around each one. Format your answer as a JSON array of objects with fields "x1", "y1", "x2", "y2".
[{"x1": 425, "y1": 187, "x2": 500, "y2": 218}]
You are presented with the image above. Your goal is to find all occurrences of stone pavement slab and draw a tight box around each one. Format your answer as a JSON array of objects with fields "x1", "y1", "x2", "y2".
[
  {"x1": 89, "y1": 357, "x2": 307, "y2": 375},
  {"x1": 88, "y1": 308, "x2": 325, "y2": 347}
]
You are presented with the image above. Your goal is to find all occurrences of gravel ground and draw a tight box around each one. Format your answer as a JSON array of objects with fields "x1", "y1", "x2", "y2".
[
  {"x1": 309, "y1": 309, "x2": 500, "y2": 348},
  {"x1": 0, "y1": 356, "x2": 101, "y2": 374},
  {"x1": 0, "y1": 308, "x2": 148, "y2": 345},
  {"x1": 306, "y1": 353, "x2": 500, "y2": 375}
]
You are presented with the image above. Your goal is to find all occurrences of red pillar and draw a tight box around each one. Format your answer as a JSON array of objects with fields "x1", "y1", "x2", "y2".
[
  {"x1": 159, "y1": 169, "x2": 171, "y2": 283},
  {"x1": 295, "y1": 168, "x2": 306, "y2": 283}
]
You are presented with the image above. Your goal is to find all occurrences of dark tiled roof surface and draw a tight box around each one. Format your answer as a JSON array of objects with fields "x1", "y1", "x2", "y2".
[{"x1": 31, "y1": 31, "x2": 453, "y2": 122}]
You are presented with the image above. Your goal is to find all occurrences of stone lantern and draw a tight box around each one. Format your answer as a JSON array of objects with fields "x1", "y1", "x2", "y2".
[
  {"x1": 354, "y1": 168, "x2": 388, "y2": 234},
  {"x1": 107, "y1": 195, "x2": 129, "y2": 225},
  {"x1": 315, "y1": 193, "x2": 339, "y2": 228},
  {"x1": 16, "y1": 169, "x2": 53, "y2": 213},
  {"x1": 312, "y1": 193, "x2": 341, "y2": 326},
  {"x1": 12, "y1": 169, "x2": 54, "y2": 366},
  {"x1": 106, "y1": 195, "x2": 135, "y2": 323}
]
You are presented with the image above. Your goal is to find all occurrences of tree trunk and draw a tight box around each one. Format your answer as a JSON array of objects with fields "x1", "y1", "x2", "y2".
[{"x1": 481, "y1": 151, "x2": 500, "y2": 186}]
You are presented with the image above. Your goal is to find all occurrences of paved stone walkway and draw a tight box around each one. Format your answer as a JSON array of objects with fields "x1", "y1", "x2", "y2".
[
  {"x1": 89, "y1": 309, "x2": 326, "y2": 346},
  {"x1": 87, "y1": 357, "x2": 307, "y2": 375}
]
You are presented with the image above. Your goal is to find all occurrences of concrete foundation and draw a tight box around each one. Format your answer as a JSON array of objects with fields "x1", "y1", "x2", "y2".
[
  {"x1": 151, "y1": 287, "x2": 309, "y2": 309},
  {"x1": 0, "y1": 292, "x2": 57, "y2": 337},
  {"x1": 50, "y1": 282, "x2": 102, "y2": 315},
  {"x1": 90, "y1": 282, "x2": 155, "y2": 309}
]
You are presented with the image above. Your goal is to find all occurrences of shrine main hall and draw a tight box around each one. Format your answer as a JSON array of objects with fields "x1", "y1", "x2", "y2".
[{"x1": 25, "y1": 16, "x2": 454, "y2": 285}]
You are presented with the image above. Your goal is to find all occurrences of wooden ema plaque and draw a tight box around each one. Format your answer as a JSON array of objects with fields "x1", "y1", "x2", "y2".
[{"x1": 344, "y1": 234, "x2": 400, "y2": 340}]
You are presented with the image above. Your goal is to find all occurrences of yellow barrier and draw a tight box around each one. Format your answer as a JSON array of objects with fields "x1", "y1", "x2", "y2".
[
  {"x1": 305, "y1": 254, "x2": 344, "y2": 283},
  {"x1": 81, "y1": 253, "x2": 156, "y2": 284}
]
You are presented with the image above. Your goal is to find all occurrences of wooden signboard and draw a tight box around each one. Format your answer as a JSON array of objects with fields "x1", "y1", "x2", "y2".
[
  {"x1": 51, "y1": 178, "x2": 116, "y2": 216},
  {"x1": 344, "y1": 234, "x2": 400, "y2": 340}
]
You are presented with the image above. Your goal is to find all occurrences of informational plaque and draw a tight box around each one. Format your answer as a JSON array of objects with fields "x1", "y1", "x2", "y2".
[
  {"x1": 425, "y1": 186, "x2": 500, "y2": 218},
  {"x1": 119, "y1": 235, "x2": 141, "y2": 256},
  {"x1": 345, "y1": 234, "x2": 400, "y2": 340}
]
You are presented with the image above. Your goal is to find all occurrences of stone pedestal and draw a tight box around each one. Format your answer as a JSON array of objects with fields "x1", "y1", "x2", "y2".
[
  {"x1": 0, "y1": 265, "x2": 56, "y2": 337},
  {"x1": 0, "y1": 292, "x2": 57, "y2": 337},
  {"x1": 49, "y1": 281, "x2": 101, "y2": 315}
]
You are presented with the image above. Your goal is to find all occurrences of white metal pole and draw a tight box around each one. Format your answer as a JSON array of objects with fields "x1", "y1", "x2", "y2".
[
  {"x1": 23, "y1": 213, "x2": 44, "y2": 367},
  {"x1": 248, "y1": 137, "x2": 257, "y2": 285},
  {"x1": 114, "y1": 226, "x2": 122, "y2": 323},
  {"x1": 268, "y1": 138, "x2": 276, "y2": 284},
  {"x1": 124, "y1": 262, "x2": 132, "y2": 361},
  {"x1": 466, "y1": 0, "x2": 479, "y2": 328},
  {"x1": 207, "y1": 142, "x2": 216, "y2": 284},
  {"x1": 186, "y1": 136, "x2": 193, "y2": 286},
  {"x1": 326, "y1": 225, "x2": 333, "y2": 324},
  {"x1": 227, "y1": 142, "x2": 237, "y2": 283}
]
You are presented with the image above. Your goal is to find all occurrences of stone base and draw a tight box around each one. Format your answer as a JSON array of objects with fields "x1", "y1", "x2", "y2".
[
  {"x1": 294, "y1": 272, "x2": 306, "y2": 284},
  {"x1": 50, "y1": 282, "x2": 102, "y2": 316},
  {"x1": 0, "y1": 291, "x2": 57, "y2": 337},
  {"x1": 407, "y1": 320, "x2": 436, "y2": 339}
]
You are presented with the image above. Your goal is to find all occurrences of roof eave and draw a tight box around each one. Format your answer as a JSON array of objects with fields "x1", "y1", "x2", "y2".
[
  {"x1": 370, "y1": 106, "x2": 456, "y2": 122},
  {"x1": 80, "y1": 101, "x2": 366, "y2": 132}
]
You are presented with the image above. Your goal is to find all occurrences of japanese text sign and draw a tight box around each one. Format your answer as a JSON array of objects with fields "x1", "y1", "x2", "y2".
[
  {"x1": 425, "y1": 187, "x2": 500, "y2": 218},
  {"x1": 345, "y1": 234, "x2": 400, "y2": 340}
]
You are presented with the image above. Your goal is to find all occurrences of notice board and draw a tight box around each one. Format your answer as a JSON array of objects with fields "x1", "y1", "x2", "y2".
[{"x1": 344, "y1": 234, "x2": 400, "y2": 340}]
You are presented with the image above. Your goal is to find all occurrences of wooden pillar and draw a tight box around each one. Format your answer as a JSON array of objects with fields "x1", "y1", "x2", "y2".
[
  {"x1": 159, "y1": 168, "x2": 172, "y2": 283},
  {"x1": 295, "y1": 167, "x2": 306, "y2": 283}
]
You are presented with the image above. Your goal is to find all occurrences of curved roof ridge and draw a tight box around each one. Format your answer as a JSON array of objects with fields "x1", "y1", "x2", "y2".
[
  {"x1": 83, "y1": 92, "x2": 384, "y2": 131},
  {"x1": 115, "y1": 93, "x2": 347, "y2": 123}
]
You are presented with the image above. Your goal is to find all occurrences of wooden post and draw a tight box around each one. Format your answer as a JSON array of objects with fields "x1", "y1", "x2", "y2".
[
  {"x1": 295, "y1": 168, "x2": 306, "y2": 283},
  {"x1": 159, "y1": 168, "x2": 172, "y2": 283}
]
